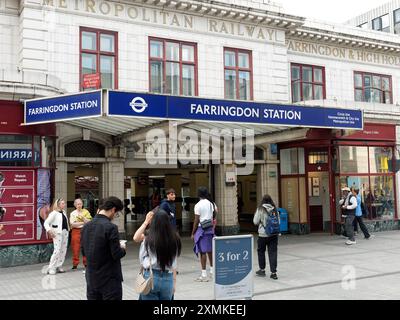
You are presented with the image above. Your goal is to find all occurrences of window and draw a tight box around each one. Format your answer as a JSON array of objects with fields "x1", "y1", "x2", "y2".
[
  {"x1": 336, "y1": 145, "x2": 395, "y2": 221},
  {"x1": 372, "y1": 14, "x2": 390, "y2": 32},
  {"x1": 291, "y1": 64, "x2": 325, "y2": 102},
  {"x1": 339, "y1": 146, "x2": 369, "y2": 173},
  {"x1": 224, "y1": 48, "x2": 253, "y2": 100},
  {"x1": 336, "y1": 176, "x2": 369, "y2": 221},
  {"x1": 308, "y1": 151, "x2": 328, "y2": 164},
  {"x1": 394, "y1": 9, "x2": 400, "y2": 34},
  {"x1": 280, "y1": 148, "x2": 305, "y2": 175},
  {"x1": 0, "y1": 135, "x2": 34, "y2": 167},
  {"x1": 337, "y1": 176, "x2": 395, "y2": 221},
  {"x1": 354, "y1": 72, "x2": 392, "y2": 104},
  {"x1": 80, "y1": 27, "x2": 118, "y2": 90},
  {"x1": 149, "y1": 38, "x2": 197, "y2": 96},
  {"x1": 65, "y1": 141, "x2": 105, "y2": 158},
  {"x1": 369, "y1": 176, "x2": 394, "y2": 219},
  {"x1": 369, "y1": 147, "x2": 392, "y2": 173}
]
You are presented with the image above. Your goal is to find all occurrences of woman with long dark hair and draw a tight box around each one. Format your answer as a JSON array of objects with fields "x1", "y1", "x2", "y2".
[
  {"x1": 191, "y1": 186, "x2": 217, "y2": 282},
  {"x1": 253, "y1": 194, "x2": 279, "y2": 280},
  {"x1": 134, "y1": 209, "x2": 181, "y2": 300}
]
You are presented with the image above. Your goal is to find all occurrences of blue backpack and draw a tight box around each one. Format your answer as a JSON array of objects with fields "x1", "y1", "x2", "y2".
[{"x1": 263, "y1": 208, "x2": 280, "y2": 236}]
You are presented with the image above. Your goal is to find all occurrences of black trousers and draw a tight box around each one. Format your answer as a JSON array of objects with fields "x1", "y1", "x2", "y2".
[
  {"x1": 353, "y1": 217, "x2": 358, "y2": 232},
  {"x1": 87, "y1": 278, "x2": 123, "y2": 300},
  {"x1": 257, "y1": 236, "x2": 278, "y2": 273},
  {"x1": 354, "y1": 216, "x2": 370, "y2": 238},
  {"x1": 345, "y1": 215, "x2": 355, "y2": 241}
]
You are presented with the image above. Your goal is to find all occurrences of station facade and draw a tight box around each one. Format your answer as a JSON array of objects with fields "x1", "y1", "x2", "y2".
[{"x1": 1, "y1": 0, "x2": 400, "y2": 265}]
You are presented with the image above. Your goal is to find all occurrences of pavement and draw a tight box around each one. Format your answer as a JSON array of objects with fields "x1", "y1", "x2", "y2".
[{"x1": 0, "y1": 230, "x2": 400, "y2": 300}]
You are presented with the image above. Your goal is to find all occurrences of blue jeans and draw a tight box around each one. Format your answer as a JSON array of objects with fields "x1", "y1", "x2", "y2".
[{"x1": 139, "y1": 269, "x2": 174, "y2": 300}]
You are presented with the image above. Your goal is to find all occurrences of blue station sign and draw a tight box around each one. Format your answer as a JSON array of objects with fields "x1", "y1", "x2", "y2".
[
  {"x1": 25, "y1": 90, "x2": 102, "y2": 125},
  {"x1": 108, "y1": 91, "x2": 167, "y2": 119},
  {"x1": 24, "y1": 90, "x2": 363, "y2": 130},
  {"x1": 108, "y1": 91, "x2": 363, "y2": 130}
]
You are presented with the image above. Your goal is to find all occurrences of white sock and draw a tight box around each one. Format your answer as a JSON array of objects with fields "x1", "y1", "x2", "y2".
[
  {"x1": 201, "y1": 270, "x2": 207, "y2": 277},
  {"x1": 209, "y1": 267, "x2": 213, "y2": 275}
]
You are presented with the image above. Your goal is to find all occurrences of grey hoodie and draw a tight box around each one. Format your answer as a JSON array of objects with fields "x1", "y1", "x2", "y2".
[{"x1": 253, "y1": 204, "x2": 278, "y2": 238}]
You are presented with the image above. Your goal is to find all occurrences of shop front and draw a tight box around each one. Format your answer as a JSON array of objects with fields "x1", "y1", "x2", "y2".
[
  {"x1": 0, "y1": 101, "x2": 56, "y2": 266},
  {"x1": 279, "y1": 123, "x2": 398, "y2": 235}
]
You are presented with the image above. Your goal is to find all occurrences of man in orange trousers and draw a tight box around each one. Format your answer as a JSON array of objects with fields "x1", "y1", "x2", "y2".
[{"x1": 70, "y1": 198, "x2": 92, "y2": 270}]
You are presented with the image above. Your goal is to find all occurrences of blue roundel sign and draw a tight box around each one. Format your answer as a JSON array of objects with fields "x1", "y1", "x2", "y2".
[{"x1": 213, "y1": 235, "x2": 253, "y2": 300}]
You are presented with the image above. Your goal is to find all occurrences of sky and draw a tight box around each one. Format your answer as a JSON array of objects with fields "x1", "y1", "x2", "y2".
[{"x1": 277, "y1": 0, "x2": 391, "y2": 24}]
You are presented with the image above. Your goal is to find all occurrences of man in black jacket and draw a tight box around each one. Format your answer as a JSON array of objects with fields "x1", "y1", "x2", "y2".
[
  {"x1": 81, "y1": 196, "x2": 126, "y2": 300},
  {"x1": 160, "y1": 188, "x2": 177, "y2": 229}
]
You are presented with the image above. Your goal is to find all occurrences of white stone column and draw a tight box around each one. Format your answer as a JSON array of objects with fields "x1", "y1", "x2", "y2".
[
  {"x1": 214, "y1": 164, "x2": 239, "y2": 235},
  {"x1": 256, "y1": 144, "x2": 279, "y2": 206},
  {"x1": 19, "y1": 1, "x2": 47, "y2": 72},
  {"x1": 256, "y1": 163, "x2": 279, "y2": 205},
  {"x1": 101, "y1": 160, "x2": 125, "y2": 233},
  {"x1": 54, "y1": 160, "x2": 67, "y2": 200}
]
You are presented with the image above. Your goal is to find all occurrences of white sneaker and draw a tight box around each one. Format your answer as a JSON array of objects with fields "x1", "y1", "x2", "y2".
[
  {"x1": 194, "y1": 276, "x2": 209, "y2": 282},
  {"x1": 48, "y1": 269, "x2": 56, "y2": 275},
  {"x1": 345, "y1": 240, "x2": 356, "y2": 245},
  {"x1": 365, "y1": 234, "x2": 375, "y2": 240}
]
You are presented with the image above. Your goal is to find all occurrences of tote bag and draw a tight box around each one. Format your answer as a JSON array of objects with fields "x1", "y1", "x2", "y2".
[{"x1": 135, "y1": 266, "x2": 153, "y2": 295}]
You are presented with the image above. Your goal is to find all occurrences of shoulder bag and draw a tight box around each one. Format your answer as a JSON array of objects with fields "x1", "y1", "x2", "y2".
[
  {"x1": 135, "y1": 247, "x2": 154, "y2": 295},
  {"x1": 200, "y1": 201, "x2": 215, "y2": 229}
]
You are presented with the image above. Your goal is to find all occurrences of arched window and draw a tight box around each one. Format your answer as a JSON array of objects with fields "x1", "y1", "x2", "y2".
[{"x1": 65, "y1": 141, "x2": 105, "y2": 157}]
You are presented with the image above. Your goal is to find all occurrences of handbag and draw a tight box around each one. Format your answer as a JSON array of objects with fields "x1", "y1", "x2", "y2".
[
  {"x1": 200, "y1": 219, "x2": 213, "y2": 229},
  {"x1": 135, "y1": 266, "x2": 153, "y2": 295},
  {"x1": 135, "y1": 247, "x2": 153, "y2": 295}
]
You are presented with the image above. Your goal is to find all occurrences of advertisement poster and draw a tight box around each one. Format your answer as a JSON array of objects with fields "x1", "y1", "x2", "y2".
[
  {"x1": 0, "y1": 170, "x2": 34, "y2": 187},
  {"x1": 213, "y1": 235, "x2": 254, "y2": 300},
  {"x1": 36, "y1": 169, "x2": 51, "y2": 241},
  {"x1": 0, "y1": 188, "x2": 34, "y2": 204},
  {"x1": 0, "y1": 169, "x2": 43, "y2": 245}
]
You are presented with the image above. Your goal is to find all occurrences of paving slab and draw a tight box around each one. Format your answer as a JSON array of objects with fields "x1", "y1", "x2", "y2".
[{"x1": 0, "y1": 231, "x2": 399, "y2": 300}]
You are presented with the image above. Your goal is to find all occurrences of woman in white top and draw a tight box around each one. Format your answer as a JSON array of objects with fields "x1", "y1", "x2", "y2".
[
  {"x1": 44, "y1": 198, "x2": 70, "y2": 275},
  {"x1": 133, "y1": 209, "x2": 181, "y2": 300}
]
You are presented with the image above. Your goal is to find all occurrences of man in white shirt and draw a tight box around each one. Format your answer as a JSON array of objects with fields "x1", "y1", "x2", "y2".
[{"x1": 191, "y1": 187, "x2": 216, "y2": 281}]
